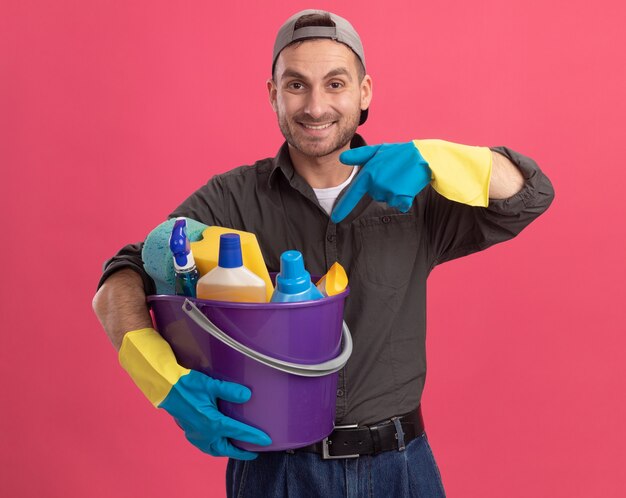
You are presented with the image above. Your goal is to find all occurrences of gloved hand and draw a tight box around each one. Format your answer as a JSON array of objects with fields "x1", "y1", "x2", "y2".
[
  {"x1": 119, "y1": 327, "x2": 272, "y2": 460},
  {"x1": 331, "y1": 140, "x2": 492, "y2": 223}
]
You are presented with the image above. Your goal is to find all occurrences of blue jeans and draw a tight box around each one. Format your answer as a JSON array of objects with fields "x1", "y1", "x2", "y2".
[{"x1": 226, "y1": 432, "x2": 446, "y2": 497}]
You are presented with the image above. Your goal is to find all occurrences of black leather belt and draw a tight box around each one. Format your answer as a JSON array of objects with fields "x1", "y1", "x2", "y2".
[{"x1": 292, "y1": 406, "x2": 424, "y2": 459}]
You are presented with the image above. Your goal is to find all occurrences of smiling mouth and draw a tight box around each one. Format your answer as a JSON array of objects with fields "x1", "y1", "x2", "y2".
[{"x1": 299, "y1": 122, "x2": 335, "y2": 130}]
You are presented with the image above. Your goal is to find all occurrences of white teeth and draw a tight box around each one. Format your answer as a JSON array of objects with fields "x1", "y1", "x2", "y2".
[{"x1": 302, "y1": 122, "x2": 333, "y2": 130}]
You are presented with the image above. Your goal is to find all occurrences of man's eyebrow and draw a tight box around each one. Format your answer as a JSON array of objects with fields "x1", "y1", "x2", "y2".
[
  {"x1": 281, "y1": 69, "x2": 307, "y2": 81},
  {"x1": 280, "y1": 67, "x2": 353, "y2": 82},
  {"x1": 325, "y1": 67, "x2": 353, "y2": 81}
]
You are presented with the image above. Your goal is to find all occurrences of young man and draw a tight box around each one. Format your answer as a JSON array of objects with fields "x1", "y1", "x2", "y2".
[{"x1": 93, "y1": 10, "x2": 554, "y2": 497}]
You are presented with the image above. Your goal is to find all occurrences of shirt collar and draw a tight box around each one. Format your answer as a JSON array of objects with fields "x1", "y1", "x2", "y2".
[{"x1": 268, "y1": 134, "x2": 368, "y2": 189}]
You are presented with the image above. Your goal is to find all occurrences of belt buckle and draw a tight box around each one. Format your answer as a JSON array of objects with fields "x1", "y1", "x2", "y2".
[{"x1": 322, "y1": 424, "x2": 360, "y2": 460}]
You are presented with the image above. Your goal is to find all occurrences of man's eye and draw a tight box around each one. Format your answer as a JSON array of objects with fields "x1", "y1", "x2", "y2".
[
  {"x1": 329, "y1": 82, "x2": 344, "y2": 89},
  {"x1": 289, "y1": 82, "x2": 304, "y2": 90}
]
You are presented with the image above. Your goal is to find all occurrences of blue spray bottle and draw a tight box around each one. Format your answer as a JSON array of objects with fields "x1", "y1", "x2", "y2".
[
  {"x1": 169, "y1": 217, "x2": 200, "y2": 297},
  {"x1": 270, "y1": 250, "x2": 324, "y2": 303}
]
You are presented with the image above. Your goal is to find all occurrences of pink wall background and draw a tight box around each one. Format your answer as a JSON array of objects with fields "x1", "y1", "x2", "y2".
[{"x1": 2, "y1": 0, "x2": 624, "y2": 496}]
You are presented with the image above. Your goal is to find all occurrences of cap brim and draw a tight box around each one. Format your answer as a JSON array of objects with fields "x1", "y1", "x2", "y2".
[{"x1": 359, "y1": 108, "x2": 369, "y2": 126}]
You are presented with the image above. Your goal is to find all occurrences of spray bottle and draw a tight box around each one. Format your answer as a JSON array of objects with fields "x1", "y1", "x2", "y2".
[{"x1": 169, "y1": 217, "x2": 200, "y2": 297}]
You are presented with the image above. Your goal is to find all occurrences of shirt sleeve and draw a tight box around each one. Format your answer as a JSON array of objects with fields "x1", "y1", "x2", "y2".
[
  {"x1": 424, "y1": 146, "x2": 555, "y2": 269},
  {"x1": 97, "y1": 176, "x2": 227, "y2": 292}
]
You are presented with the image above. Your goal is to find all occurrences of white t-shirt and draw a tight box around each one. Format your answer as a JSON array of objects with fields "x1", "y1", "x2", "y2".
[{"x1": 312, "y1": 167, "x2": 360, "y2": 216}]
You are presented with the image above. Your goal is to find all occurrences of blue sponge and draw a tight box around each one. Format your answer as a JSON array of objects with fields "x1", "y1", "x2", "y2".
[{"x1": 142, "y1": 218, "x2": 208, "y2": 295}]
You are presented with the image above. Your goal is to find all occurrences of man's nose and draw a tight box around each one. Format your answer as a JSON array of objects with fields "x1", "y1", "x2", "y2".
[{"x1": 303, "y1": 86, "x2": 327, "y2": 119}]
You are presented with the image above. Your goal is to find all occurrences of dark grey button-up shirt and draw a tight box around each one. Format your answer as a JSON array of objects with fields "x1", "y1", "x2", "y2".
[{"x1": 100, "y1": 134, "x2": 554, "y2": 425}]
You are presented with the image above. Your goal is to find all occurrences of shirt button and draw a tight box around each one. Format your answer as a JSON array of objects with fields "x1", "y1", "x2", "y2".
[
  {"x1": 382, "y1": 216, "x2": 391, "y2": 224},
  {"x1": 336, "y1": 389, "x2": 344, "y2": 397},
  {"x1": 327, "y1": 234, "x2": 336, "y2": 242}
]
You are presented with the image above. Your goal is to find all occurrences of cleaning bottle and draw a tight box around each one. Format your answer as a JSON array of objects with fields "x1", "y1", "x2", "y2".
[
  {"x1": 270, "y1": 250, "x2": 324, "y2": 303},
  {"x1": 196, "y1": 233, "x2": 267, "y2": 303},
  {"x1": 316, "y1": 262, "x2": 349, "y2": 297},
  {"x1": 191, "y1": 226, "x2": 274, "y2": 301},
  {"x1": 169, "y1": 217, "x2": 200, "y2": 298}
]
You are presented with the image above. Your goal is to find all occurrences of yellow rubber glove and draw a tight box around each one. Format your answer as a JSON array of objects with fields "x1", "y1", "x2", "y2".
[
  {"x1": 119, "y1": 328, "x2": 272, "y2": 459},
  {"x1": 414, "y1": 139, "x2": 492, "y2": 207},
  {"x1": 331, "y1": 140, "x2": 492, "y2": 222}
]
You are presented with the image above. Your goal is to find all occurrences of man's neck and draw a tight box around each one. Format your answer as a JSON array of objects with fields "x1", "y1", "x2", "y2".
[{"x1": 288, "y1": 143, "x2": 355, "y2": 189}]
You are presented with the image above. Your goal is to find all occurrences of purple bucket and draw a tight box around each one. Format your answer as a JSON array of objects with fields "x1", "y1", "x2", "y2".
[{"x1": 147, "y1": 285, "x2": 351, "y2": 452}]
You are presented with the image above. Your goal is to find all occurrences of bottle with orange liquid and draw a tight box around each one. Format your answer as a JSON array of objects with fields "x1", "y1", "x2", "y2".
[{"x1": 196, "y1": 233, "x2": 266, "y2": 303}]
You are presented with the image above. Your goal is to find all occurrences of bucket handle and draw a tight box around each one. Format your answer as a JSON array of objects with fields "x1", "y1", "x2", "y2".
[{"x1": 182, "y1": 299, "x2": 353, "y2": 378}]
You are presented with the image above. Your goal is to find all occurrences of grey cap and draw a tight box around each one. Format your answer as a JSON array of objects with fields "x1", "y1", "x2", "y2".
[{"x1": 272, "y1": 10, "x2": 369, "y2": 125}]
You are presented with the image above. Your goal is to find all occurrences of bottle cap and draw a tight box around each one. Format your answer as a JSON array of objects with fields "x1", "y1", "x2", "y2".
[
  {"x1": 218, "y1": 233, "x2": 243, "y2": 268},
  {"x1": 276, "y1": 251, "x2": 312, "y2": 294}
]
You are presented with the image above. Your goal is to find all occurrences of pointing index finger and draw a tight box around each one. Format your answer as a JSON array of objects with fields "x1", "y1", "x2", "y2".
[
  {"x1": 331, "y1": 173, "x2": 370, "y2": 223},
  {"x1": 339, "y1": 144, "x2": 381, "y2": 165}
]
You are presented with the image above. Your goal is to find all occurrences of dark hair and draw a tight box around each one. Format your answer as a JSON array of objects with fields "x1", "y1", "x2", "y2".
[
  {"x1": 294, "y1": 12, "x2": 335, "y2": 30},
  {"x1": 272, "y1": 13, "x2": 366, "y2": 81}
]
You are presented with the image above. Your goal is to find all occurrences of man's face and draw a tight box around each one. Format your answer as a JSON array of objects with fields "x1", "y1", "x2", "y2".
[{"x1": 268, "y1": 39, "x2": 372, "y2": 158}]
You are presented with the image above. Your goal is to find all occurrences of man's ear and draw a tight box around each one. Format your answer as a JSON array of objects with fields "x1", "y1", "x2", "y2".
[
  {"x1": 360, "y1": 75, "x2": 373, "y2": 112},
  {"x1": 267, "y1": 79, "x2": 278, "y2": 112}
]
